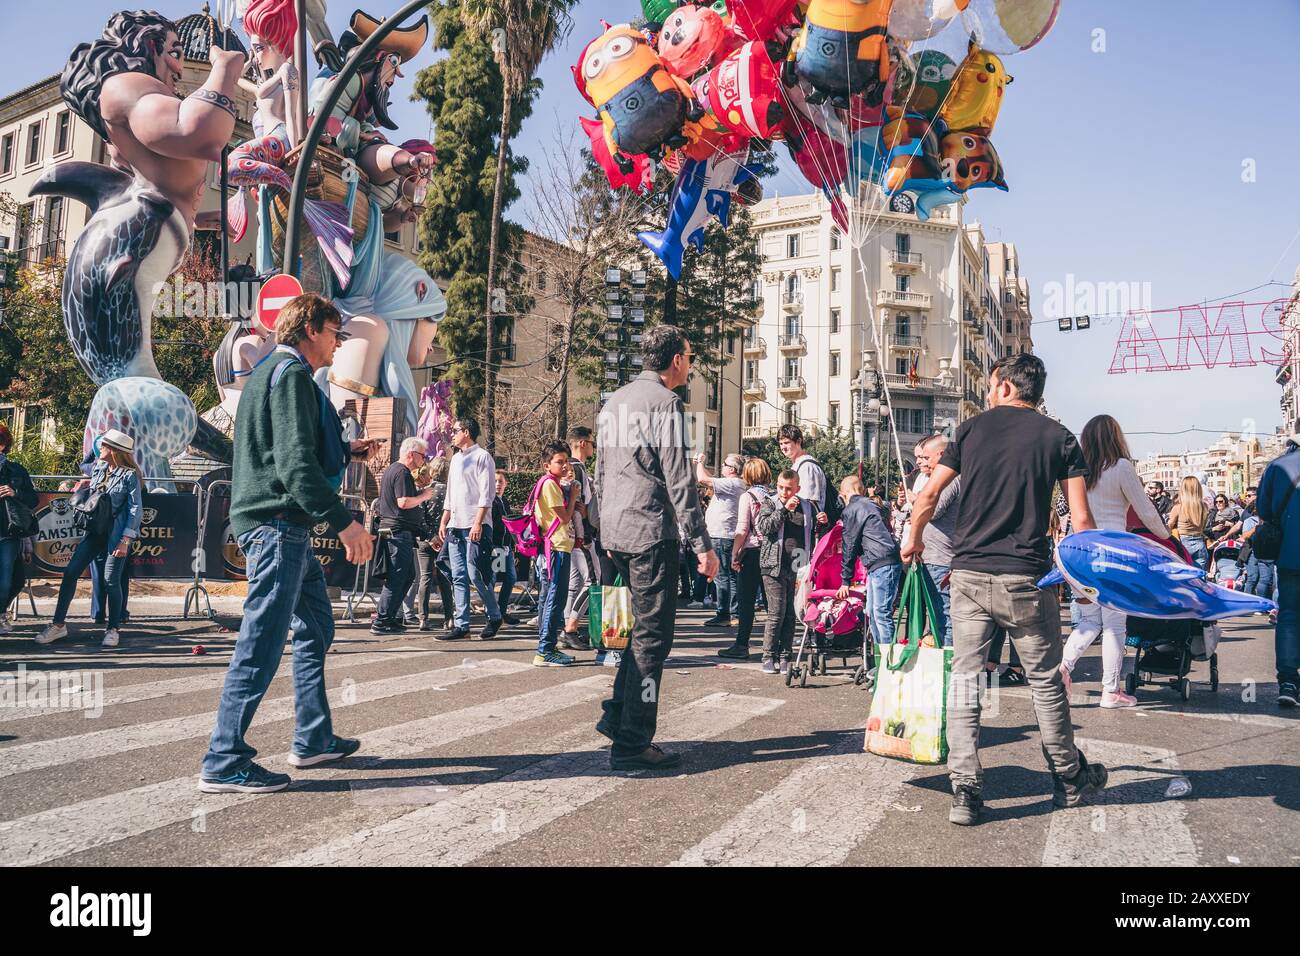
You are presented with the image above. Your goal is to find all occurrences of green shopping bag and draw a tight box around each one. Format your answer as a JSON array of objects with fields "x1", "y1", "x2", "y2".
[
  {"x1": 600, "y1": 574, "x2": 633, "y2": 651},
  {"x1": 588, "y1": 583, "x2": 604, "y2": 649},
  {"x1": 864, "y1": 563, "x2": 953, "y2": 764}
]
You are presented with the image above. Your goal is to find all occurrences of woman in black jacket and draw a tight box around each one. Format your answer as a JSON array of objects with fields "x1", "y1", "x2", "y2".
[{"x1": 0, "y1": 424, "x2": 38, "y2": 633}]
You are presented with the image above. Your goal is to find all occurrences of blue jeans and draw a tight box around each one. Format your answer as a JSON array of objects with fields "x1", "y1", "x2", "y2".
[
  {"x1": 446, "y1": 527, "x2": 501, "y2": 630},
  {"x1": 53, "y1": 533, "x2": 127, "y2": 629},
  {"x1": 866, "y1": 562, "x2": 904, "y2": 645},
  {"x1": 1246, "y1": 554, "x2": 1275, "y2": 599},
  {"x1": 376, "y1": 530, "x2": 417, "y2": 626},
  {"x1": 202, "y1": 521, "x2": 336, "y2": 777},
  {"x1": 924, "y1": 562, "x2": 952, "y2": 647},
  {"x1": 712, "y1": 540, "x2": 737, "y2": 618},
  {"x1": 537, "y1": 549, "x2": 572, "y2": 655},
  {"x1": 91, "y1": 550, "x2": 131, "y2": 621},
  {"x1": 0, "y1": 537, "x2": 20, "y2": 616},
  {"x1": 1275, "y1": 569, "x2": 1300, "y2": 684},
  {"x1": 1182, "y1": 535, "x2": 1209, "y2": 572}
]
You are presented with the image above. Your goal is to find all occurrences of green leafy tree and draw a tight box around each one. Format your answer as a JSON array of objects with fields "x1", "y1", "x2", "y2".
[
  {"x1": 415, "y1": 1, "x2": 537, "y2": 418},
  {"x1": 461, "y1": 0, "x2": 576, "y2": 448}
]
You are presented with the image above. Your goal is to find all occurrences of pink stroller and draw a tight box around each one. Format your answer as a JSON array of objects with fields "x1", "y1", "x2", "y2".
[{"x1": 787, "y1": 523, "x2": 873, "y2": 688}]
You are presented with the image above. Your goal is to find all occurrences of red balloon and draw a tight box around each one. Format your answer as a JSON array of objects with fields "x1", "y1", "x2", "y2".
[
  {"x1": 706, "y1": 40, "x2": 784, "y2": 139},
  {"x1": 658, "y1": 5, "x2": 728, "y2": 77},
  {"x1": 726, "y1": 0, "x2": 801, "y2": 42},
  {"x1": 580, "y1": 116, "x2": 653, "y2": 194}
]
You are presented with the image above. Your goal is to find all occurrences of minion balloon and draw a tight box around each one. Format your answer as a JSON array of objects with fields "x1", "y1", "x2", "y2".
[
  {"x1": 580, "y1": 24, "x2": 701, "y2": 165},
  {"x1": 789, "y1": 0, "x2": 894, "y2": 108}
]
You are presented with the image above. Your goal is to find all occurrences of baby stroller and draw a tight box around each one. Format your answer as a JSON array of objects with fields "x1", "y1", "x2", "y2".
[
  {"x1": 1123, "y1": 529, "x2": 1221, "y2": 701},
  {"x1": 1210, "y1": 538, "x2": 1245, "y2": 590},
  {"x1": 786, "y1": 523, "x2": 872, "y2": 688}
]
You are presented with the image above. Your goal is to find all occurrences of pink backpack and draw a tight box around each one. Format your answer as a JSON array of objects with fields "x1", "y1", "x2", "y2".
[{"x1": 502, "y1": 474, "x2": 564, "y2": 559}]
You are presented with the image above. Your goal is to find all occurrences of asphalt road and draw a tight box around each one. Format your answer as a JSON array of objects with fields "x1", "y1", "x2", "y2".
[{"x1": 1, "y1": 601, "x2": 1296, "y2": 867}]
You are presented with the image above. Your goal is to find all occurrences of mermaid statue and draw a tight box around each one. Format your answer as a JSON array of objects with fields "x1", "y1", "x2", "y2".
[
  {"x1": 31, "y1": 11, "x2": 246, "y2": 482},
  {"x1": 225, "y1": 2, "x2": 445, "y2": 435}
]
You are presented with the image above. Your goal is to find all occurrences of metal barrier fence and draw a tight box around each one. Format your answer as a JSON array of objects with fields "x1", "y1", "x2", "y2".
[
  {"x1": 10, "y1": 475, "x2": 379, "y2": 625},
  {"x1": 14, "y1": 475, "x2": 201, "y2": 622}
]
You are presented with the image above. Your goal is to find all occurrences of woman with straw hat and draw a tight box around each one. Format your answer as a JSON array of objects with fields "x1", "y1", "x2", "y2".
[{"x1": 37, "y1": 428, "x2": 143, "y2": 649}]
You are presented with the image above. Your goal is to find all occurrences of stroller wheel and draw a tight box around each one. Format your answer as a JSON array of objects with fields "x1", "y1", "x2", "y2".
[
  {"x1": 1210, "y1": 653, "x2": 1220, "y2": 692},
  {"x1": 1179, "y1": 677, "x2": 1191, "y2": 701},
  {"x1": 853, "y1": 665, "x2": 866, "y2": 686},
  {"x1": 800, "y1": 665, "x2": 809, "y2": 688},
  {"x1": 784, "y1": 666, "x2": 795, "y2": 688},
  {"x1": 1125, "y1": 672, "x2": 1137, "y2": 696}
]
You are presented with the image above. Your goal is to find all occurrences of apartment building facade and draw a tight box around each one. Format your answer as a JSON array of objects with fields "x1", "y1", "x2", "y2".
[{"x1": 740, "y1": 191, "x2": 1031, "y2": 466}]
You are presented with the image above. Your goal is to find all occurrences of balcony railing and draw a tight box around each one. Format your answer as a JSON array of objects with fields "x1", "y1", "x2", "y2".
[
  {"x1": 777, "y1": 375, "x2": 806, "y2": 392},
  {"x1": 743, "y1": 378, "x2": 765, "y2": 398},
  {"x1": 876, "y1": 289, "x2": 932, "y2": 309},
  {"x1": 743, "y1": 425, "x2": 773, "y2": 440},
  {"x1": 890, "y1": 251, "x2": 922, "y2": 267},
  {"x1": 778, "y1": 333, "x2": 806, "y2": 350},
  {"x1": 743, "y1": 335, "x2": 766, "y2": 354},
  {"x1": 890, "y1": 333, "x2": 922, "y2": 349},
  {"x1": 781, "y1": 291, "x2": 804, "y2": 312},
  {"x1": 883, "y1": 372, "x2": 947, "y2": 391}
]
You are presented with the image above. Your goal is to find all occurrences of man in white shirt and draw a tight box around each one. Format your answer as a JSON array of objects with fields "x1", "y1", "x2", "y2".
[
  {"x1": 696, "y1": 452, "x2": 748, "y2": 625},
  {"x1": 436, "y1": 416, "x2": 503, "y2": 640}
]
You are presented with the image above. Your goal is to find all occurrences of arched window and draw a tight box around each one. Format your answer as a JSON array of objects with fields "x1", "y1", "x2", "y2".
[
  {"x1": 784, "y1": 402, "x2": 798, "y2": 426},
  {"x1": 746, "y1": 403, "x2": 759, "y2": 428}
]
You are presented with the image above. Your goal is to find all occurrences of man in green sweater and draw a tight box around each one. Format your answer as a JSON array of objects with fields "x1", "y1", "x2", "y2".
[{"x1": 200, "y1": 294, "x2": 376, "y2": 793}]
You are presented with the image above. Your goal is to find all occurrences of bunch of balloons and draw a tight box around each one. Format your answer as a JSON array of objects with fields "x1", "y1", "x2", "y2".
[{"x1": 572, "y1": 0, "x2": 1061, "y2": 277}]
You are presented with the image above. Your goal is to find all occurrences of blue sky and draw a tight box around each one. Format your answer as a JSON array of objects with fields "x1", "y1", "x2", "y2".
[{"x1": 7, "y1": 0, "x2": 1300, "y2": 457}]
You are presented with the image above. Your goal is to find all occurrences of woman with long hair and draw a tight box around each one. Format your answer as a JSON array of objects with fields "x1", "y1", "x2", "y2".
[
  {"x1": 1167, "y1": 476, "x2": 1211, "y2": 570},
  {"x1": 37, "y1": 429, "x2": 142, "y2": 648},
  {"x1": 1060, "y1": 414, "x2": 1171, "y2": 707},
  {"x1": 719, "y1": 457, "x2": 773, "y2": 660}
]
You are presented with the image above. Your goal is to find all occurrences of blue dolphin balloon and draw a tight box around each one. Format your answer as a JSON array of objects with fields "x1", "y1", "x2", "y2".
[
  {"x1": 639, "y1": 149, "x2": 758, "y2": 281},
  {"x1": 1038, "y1": 529, "x2": 1275, "y2": 621}
]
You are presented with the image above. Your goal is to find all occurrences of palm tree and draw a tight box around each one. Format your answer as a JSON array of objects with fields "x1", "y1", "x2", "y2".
[{"x1": 461, "y1": 0, "x2": 576, "y2": 450}]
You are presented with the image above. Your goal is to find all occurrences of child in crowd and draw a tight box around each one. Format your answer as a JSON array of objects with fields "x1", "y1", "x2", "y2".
[
  {"x1": 754, "y1": 469, "x2": 815, "y2": 675},
  {"x1": 533, "y1": 441, "x2": 580, "y2": 667}
]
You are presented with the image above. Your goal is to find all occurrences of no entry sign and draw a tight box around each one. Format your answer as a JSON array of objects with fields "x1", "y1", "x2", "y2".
[{"x1": 255, "y1": 273, "x2": 304, "y2": 333}]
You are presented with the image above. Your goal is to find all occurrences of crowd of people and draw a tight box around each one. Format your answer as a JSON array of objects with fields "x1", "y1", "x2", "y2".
[{"x1": 5, "y1": 296, "x2": 1297, "y2": 825}]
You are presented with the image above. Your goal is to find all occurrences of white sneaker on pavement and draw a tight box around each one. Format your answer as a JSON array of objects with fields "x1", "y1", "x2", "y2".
[
  {"x1": 36, "y1": 623, "x2": 68, "y2": 645},
  {"x1": 102, "y1": 628, "x2": 120, "y2": 648}
]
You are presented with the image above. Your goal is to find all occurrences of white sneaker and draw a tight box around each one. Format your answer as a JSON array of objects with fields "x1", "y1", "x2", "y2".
[
  {"x1": 36, "y1": 623, "x2": 68, "y2": 645},
  {"x1": 102, "y1": 628, "x2": 120, "y2": 648},
  {"x1": 0, "y1": 620, "x2": 11, "y2": 636},
  {"x1": 525, "y1": 615, "x2": 539, "y2": 627}
]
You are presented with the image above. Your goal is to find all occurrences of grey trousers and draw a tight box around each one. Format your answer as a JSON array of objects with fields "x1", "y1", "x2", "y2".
[
  {"x1": 947, "y1": 569, "x2": 1080, "y2": 791},
  {"x1": 563, "y1": 544, "x2": 595, "y2": 625},
  {"x1": 761, "y1": 569, "x2": 797, "y2": 661}
]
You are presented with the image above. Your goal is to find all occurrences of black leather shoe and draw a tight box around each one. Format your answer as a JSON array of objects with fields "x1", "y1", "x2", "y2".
[
  {"x1": 949, "y1": 785, "x2": 983, "y2": 826},
  {"x1": 479, "y1": 618, "x2": 504, "y2": 640},
  {"x1": 436, "y1": 627, "x2": 470, "y2": 642},
  {"x1": 501, "y1": 613, "x2": 521, "y2": 626},
  {"x1": 610, "y1": 744, "x2": 682, "y2": 771},
  {"x1": 717, "y1": 643, "x2": 749, "y2": 660}
]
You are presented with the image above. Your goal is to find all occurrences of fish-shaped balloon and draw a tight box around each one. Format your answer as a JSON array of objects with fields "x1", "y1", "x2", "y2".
[
  {"x1": 1038, "y1": 530, "x2": 1276, "y2": 621},
  {"x1": 638, "y1": 149, "x2": 758, "y2": 280}
]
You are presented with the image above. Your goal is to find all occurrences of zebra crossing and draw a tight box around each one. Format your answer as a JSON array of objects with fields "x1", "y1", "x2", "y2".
[{"x1": 1, "y1": 625, "x2": 1293, "y2": 867}]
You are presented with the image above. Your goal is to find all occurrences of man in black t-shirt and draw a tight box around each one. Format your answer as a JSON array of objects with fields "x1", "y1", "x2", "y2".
[
  {"x1": 373, "y1": 437, "x2": 436, "y2": 635},
  {"x1": 904, "y1": 354, "x2": 1108, "y2": 826}
]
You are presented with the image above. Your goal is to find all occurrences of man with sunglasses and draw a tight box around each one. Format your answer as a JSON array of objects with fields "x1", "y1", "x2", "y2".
[
  {"x1": 201, "y1": 294, "x2": 376, "y2": 794},
  {"x1": 596, "y1": 325, "x2": 719, "y2": 770}
]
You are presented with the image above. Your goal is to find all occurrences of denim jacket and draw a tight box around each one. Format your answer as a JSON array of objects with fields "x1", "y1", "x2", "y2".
[{"x1": 89, "y1": 460, "x2": 143, "y2": 551}]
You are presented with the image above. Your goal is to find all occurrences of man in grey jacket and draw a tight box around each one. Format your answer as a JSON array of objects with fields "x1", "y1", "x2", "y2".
[{"x1": 596, "y1": 325, "x2": 719, "y2": 770}]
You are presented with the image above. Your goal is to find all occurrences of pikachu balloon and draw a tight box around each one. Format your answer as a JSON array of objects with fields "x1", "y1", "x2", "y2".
[{"x1": 938, "y1": 41, "x2": 1012, "y2": 133}]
